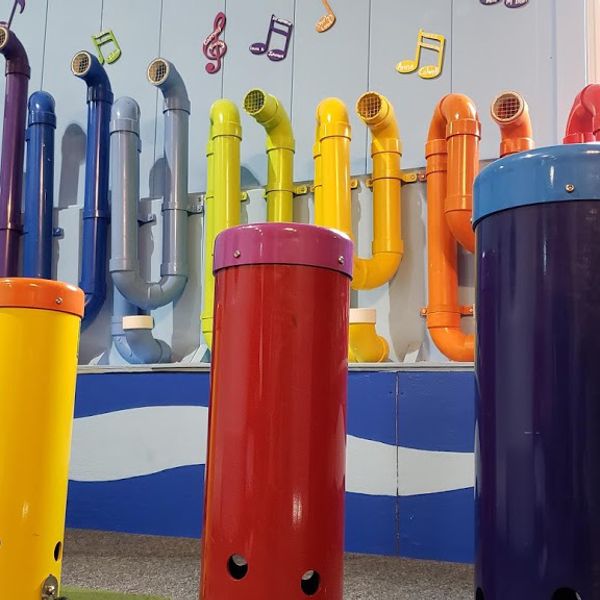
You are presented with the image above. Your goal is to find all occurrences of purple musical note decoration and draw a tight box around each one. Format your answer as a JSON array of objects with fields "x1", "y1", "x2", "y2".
[
  {"x1": 250, "y1": 14, "x2": 294, "y2": 62},
  {"x1": 7, "y1": 0, "x2": 25, "y2": 29},
  {"x1": 504, "y1": 0, "x2": 529, "y2": 7},
  {"x1": 479, "y1": 0, "x2": 501, "y2": 4},
  {"x1": 203, "y1": 12, "x2": 228, "y2": 74}
]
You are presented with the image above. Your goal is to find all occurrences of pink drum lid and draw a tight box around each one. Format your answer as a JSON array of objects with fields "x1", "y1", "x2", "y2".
[{"x1": 214, "y1": 223, "x2": 353, "y2": 278}]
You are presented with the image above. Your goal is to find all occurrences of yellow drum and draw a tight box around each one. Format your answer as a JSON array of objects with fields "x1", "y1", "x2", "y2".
[{"x1": 0, "y1": 278, "x2": 84, "y2": 599}]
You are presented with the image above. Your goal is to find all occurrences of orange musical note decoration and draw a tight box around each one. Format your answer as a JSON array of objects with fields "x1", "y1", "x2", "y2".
[
  {"x1": 396, "y1": 29, "x2": 446, "y2": 80},
  {"x1": 316, "y1": 0, "x2": 336, "y2": 33}
]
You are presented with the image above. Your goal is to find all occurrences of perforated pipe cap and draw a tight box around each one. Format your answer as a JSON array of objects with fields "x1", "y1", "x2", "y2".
[
  {"x1": 0, "y1": 26, "x2": 9, "y2": 51},
  {"x1": 244, "y1": 89, "x2": 266, "y2": 115},
  {"x1": 147, "y1": 58, "x2": 169, "y2": 86},
  {"x1": 122, "y1": 315, "x2": 155, "y2": 331},
  {"x1": 491, "y1": 91, "x2": 525, "y2": 124},
  {"x1": 349, "y1": 308, "x2": 377, "y2": 324},
  {"x1": 71, "y1": 51, "x2": 92, "y2": 77},
  {"x1": 357, "y1": 92, "x2": 383, "y2": 121}
]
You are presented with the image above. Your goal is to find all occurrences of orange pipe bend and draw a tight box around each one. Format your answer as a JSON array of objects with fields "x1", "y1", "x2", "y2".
[
  {"x1": 425, "y1": 116, "x2": 474, "y2": 362},
  {"x1": 563, "y1": 84, "x2": 600, "y2": 144},
  {"x1": 427, "y1": 94, "x2": 480, "y2": 254},
  {"x1": 490, "y1": 91, "x2": 534, "y2": 157}
]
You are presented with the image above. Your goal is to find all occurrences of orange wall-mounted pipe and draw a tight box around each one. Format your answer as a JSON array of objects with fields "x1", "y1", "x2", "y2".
[
  {"x1": 563, "y1": 84, "x2": 600, "y2": 144},
  {"x1": 353, "y1": 92, "x2": 403, "y2": 291},
  {"x1": 428, "y1": 94, "x2": 480, "y2": 254},
  {"x1": 490, "y1": 91, "x2": 534, "y2": 157},
  {"x1": 424, "y1": 135, "x2": 474, "y2": 362},
  {"x1": 425, "y1": 93, "x2": 479, "y2": 362}
]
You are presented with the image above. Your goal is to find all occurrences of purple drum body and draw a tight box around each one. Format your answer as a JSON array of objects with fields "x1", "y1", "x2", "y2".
[{"x1": 473, "y1": 145, "x2": 600, "y2": 600}]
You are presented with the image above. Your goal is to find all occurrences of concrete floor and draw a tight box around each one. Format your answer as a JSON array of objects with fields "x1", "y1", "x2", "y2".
[{"x1": 62, "y1": 530, "x2": 474, "y2": 600}]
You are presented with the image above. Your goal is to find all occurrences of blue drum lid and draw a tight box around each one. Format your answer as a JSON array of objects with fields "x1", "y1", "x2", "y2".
[{"x1": 473, "y1": 143, "x2": 600, "y2": 227}]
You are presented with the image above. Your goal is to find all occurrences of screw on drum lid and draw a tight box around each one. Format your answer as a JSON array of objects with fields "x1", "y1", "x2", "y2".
[
  {"x1": 213, "y1": 223, "x2": 354, "y2": 278},
  {"x1": 0, "y1": 278, "x2": 85, "y2": 318}
]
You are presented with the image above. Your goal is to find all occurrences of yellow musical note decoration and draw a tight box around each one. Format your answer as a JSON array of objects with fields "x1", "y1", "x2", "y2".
[{"x1": 396, "y1": 29, "x2": 446, "y2": 80}]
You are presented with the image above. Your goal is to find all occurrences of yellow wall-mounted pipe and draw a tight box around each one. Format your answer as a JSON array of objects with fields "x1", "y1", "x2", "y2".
[
  {"x1": 348, "y1": 308, "x2": 389, "y2": 363},
  {"x1": 243, "y1": 88, "x2": 294, "y2": 222},
  {"x1": 201, "y1": 99, "x2": 241, "y2": 350},
  {"x1": 314, "y1": 97, "x2": 352, "y2": 237},
  {"x1": 353, "y1": 92, "x2": 403, "y2": 290}
]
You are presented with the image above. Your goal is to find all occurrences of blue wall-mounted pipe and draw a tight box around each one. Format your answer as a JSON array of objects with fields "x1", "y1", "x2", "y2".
[
  {"x1": 23, "y1": 91, "x2": 56, "y2": 279},
  {"x1": 72, "y1": 50, "x2": 113, "y2": 327}
]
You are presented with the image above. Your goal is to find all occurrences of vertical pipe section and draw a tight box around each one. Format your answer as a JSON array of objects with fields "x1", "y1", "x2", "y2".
[
  {"x1": 201, "y1": 223, "x2": 352, "y2": 599},
  {"x1": 0, "y1": 278, "x2": 83, "y2": 599},
  {"x1": 353, "y1": 92, "x2": 403, "y2": 290},
  {"x1": 71, "y1": 51, "x2": 113, "y2": 326},
  {"x1": 314, "y1": 97, "x2": 352, "y2": 237},
  {"x1": 243, "y1": 89, "x2": 294, "y2": 222},
  {"x1": 23, "y1": 91, "x2": 56, "y2": 279},
  {"x1": 0, "y1": 24, "x2": 30, "y2": 277},
  {"x1": 425, "y1": 134, "x2": 474, "y2": 362},
  {"x1": 201, "y1": 99, "x2": 241, "y2": 350},
  {"x1": 110, "y1": 59, "x2": 190, "y2": 310},
  {"x1": 563, "y1": 84, "x2": 600, "y2": 143}
]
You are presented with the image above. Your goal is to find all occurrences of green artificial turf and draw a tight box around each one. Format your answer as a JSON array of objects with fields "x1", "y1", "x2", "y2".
[{"x1": 62, "y1": 588, "x2": 169, "y2": 600}]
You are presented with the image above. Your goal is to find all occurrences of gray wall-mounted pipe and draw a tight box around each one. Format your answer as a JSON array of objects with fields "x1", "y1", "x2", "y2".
[
  {"x1": 112, "y1": 288, "x2": 171, "y2": 364},
  {"x1": 109, "y1": 59, "x2": 190, "y2": 310}
]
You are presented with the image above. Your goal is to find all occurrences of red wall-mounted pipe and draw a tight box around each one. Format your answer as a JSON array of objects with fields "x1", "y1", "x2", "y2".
[
  {"x1": 201, "y1": 223, "x2": 352, "y2": 600},
  {"x1": 563, "y1": 84, "x2": 600, "y2": 144}
]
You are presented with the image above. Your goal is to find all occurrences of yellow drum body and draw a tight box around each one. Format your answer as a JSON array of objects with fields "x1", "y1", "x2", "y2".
[{"x1": 0, "y1": 278, "x2": 84, "y2": 599}]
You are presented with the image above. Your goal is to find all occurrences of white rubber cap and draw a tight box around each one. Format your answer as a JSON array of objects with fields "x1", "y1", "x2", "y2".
[
  {"x1": 122, "y1": 315, "x2": 154, "y2": 331},
  {"x1": 349, "y1": 308, "x2": 377, "y2": 324}
]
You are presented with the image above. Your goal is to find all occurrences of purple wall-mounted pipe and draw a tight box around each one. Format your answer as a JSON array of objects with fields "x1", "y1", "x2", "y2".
[
  {"x1": 71, "y1": 51, "x2": 113, "y2": 327},
  {"x1": 0, "y1": 23, "x2": 30, "y2": 277}
]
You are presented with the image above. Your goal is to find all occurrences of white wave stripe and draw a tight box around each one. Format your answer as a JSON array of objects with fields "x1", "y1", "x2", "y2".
[{"x1": 69, "y1": 406, "x2": 474, "y2": 496}]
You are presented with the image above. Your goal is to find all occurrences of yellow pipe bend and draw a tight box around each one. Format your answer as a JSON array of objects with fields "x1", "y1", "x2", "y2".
[
  {"x1": 348, "y1": 308, "x2": 389, "y2": 363},
  {"x1": 201, "y1": 99, "x2": 241, "y2": 350},
  {"x1": 354, "y1": 92, "x2": 403, "y2": 290},
  {"x1": 244, "y1": 88, "x2": 294, "y2": 222}
]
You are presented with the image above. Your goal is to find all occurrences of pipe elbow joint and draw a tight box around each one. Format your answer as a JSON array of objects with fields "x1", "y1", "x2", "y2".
[
  {"x1": 110, "y1": 96, "x2": 141, "y2": 136},
  {"x1": 316, "y1": 97, "x2": 351, "y2": 142},
  {"x1": 430, "y1": 326, "x2": 474, "y2": 362},
  {"x1": 356, "y1": 92, "x2": 400, "y2": 142},
  {"x1": 28, "y1": 91, "x2": 56, "y2": 128},
  {"x1": 121, "y1": 315, "x2": 172, "y2": 363},
  {"x1": 210, "y1": 99, "x2": 242, "y2": 139},
  {"x1": 490, "y1": 91, "x2": 534, "y2": 157},
  {"x1": 72, "y1": 51, "x2": 113, "y2": 104},
  {"x1": 148, "y1": 58, "x2": 190, "y2": 113},
  {"x1": 353, "y1": 251, "x2": 402, "y2": 290},
  {"x1": 244, "y1": 88, "x2": 294, "y2": 151},
  {"x1": 348, "y1": 309, "x2": 389, "y2": 363},
  {"x1": 445, "y1": 210, "x2": 475, "y2": 253},
  {"x1": 0, "y1": 24, "x2": 30, "y2": 76},
  {"x1": 111, "y1": 270, "x2": 187, "y2": 311}
]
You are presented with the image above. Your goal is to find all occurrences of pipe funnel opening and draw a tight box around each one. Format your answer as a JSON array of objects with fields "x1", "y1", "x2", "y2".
[
  {"x1": 71, "y1": 51, "x2": 91, "y2": 77},
  {"x1": 491, "y1": 91, "x2": 524, "y2": 123},
  {"x1": 148, "y1": 58, "x2": 169, "y2": 86},
  {"x1": 0, "y1": 27, "x2": 8, "y2": 50},
  {"x1": 357, "y1": 92, "x2": 383, "y2": 120},
  {"x1": 244, "y1": 89, "x2": 266, "y2": 115}
]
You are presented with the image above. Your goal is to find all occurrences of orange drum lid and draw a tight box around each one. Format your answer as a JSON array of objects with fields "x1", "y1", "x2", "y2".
[{"x1": 0, "y1": 278, "x2": 85, "y2": 318}]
